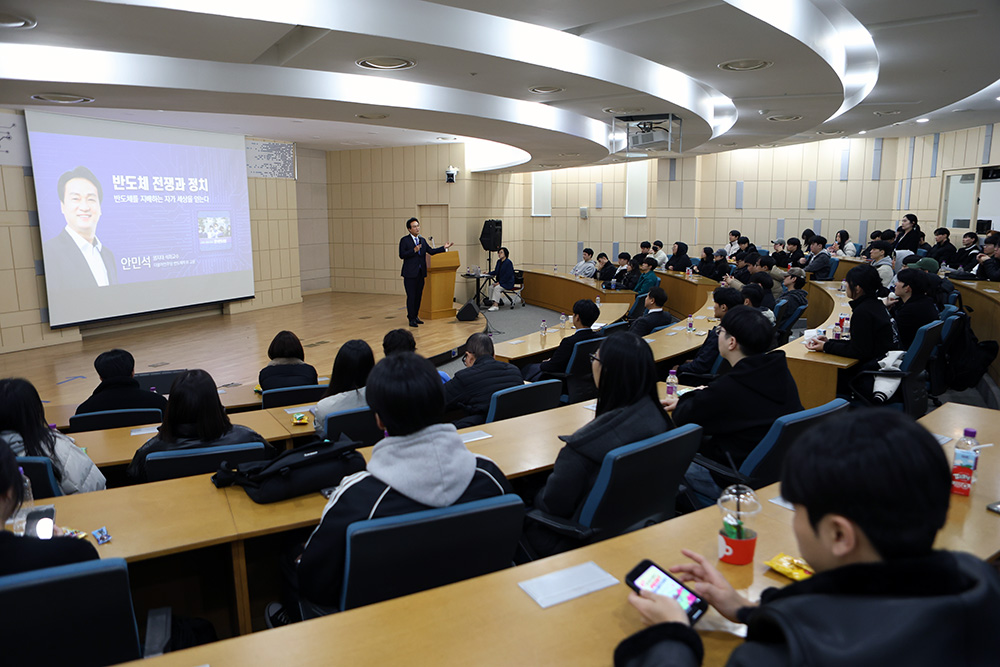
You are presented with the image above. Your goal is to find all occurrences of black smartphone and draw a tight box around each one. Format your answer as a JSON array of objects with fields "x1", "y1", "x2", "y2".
[
  {"x1": 25, "y1": 506, "x2": 56, "y2": 539},
  {"x1": 987, "y1": 501, "x2": 1000, "y2": 515},
  {"x1": 625, "y1": 559, "x2": 708, "y2": 624}
]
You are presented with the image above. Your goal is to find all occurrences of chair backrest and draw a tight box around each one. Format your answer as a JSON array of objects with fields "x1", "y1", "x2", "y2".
[
  {"x1": 134, "y1": 369, "x2": 187, "y2": 394},
  {"x1": 68, "y1": 408, "x2": 162, "y2": 433},
  {"x1": 0, "y1": 558, "x2": 141, "y2": 667},
  {"x1": 599, "y1": 321, "x2": 628, "y2": 337},
  {"x1": 145, "y1": 442, "x2": 269, "y2": 482},
  {"x1": 486, "y1": 379, "x2": 562, "y2": 423},
  {"x1": 939, "y1": 304, "x2": 958, "y2": 320},
  {"x1": 773, "y1": 298, "x2": 786, "y2": 316},
  {"x1": 690, "y1": 257, "x2": 700, "y2": 266},
  {"x1": 562, "y1": 337, "x2": 603, "y2": 403},
  {"x1": 16, "y1": 456, "x2": 63, "y2": 499},
  {"x1": 940, "y1": 314, "x2": 962, "y2": 347},
  {"x1": 323, "y1": 407, "x2": 383, "y2": 447},
  {"x1": 628, "y1": 293, "x2": 648, "y2": 319},
  {"x1": 898, "y1": 320, "x2": 943, "y2": 373},
  {"x1": 777, "y1": 302, "x2": 807, "y2": 332},
  {"x1": 853, "y1": 242, "x2": 862, "y2": 255},
  {"x1": 260, "y1": 384, "x2": 327, "y2": 409},
  {"x1": 917, "y1": 248, "x2": 928, "y2": 257},
  {"x1": 339, "y1": 494, "x2": 524, "y2": 610},
  {"x1": 577, "y1": 424, "x2": 703, "y2": 536},
  {"x1": 650, "y1": 324, "x2": 671, "y2": 333},
  {"x1": 825, "y1": 257, "x2": 840, "y2": 280},
  {"x1": 739, "y1": 398, "x2": 849, "y2": 487},
  {"x1": 947, "y1": 290, "x2": 959, "y2": 306}
]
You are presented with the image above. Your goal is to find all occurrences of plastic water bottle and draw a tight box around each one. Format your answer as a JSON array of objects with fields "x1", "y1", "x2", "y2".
[
  {"x1": 611, "y1": 278, "x2": 617, "y2": 289},
  {"x1": 840, "y1": 279, "x2": 847, "y2": 292},
  {"x1": 559, "y1": 313, "x2": 567, "y2": 329},
  {"x1": 540, "y1": 319, "x2": 547, "y2": 336},
  {"x1": 831, "y1": 321, "x2": 841, "y2": 340},
  {"x1": 13, "y1": 467, "x2": 34, "y2": 536},
  {"x1": 687, "y1": 315, "x2": 694, "y2": 333},
  {"x1": 553, "y1": 264, "x2": 558, "y2": 274},
  {"x1": 951, "y1": 429, "x2": 980, "y2": 496},
  {"x1": 595, "y1": 296, "x2": 601, "y2": 308},
  {"x1": 666, "y1": 369, "x2": 679, "y2": 397}
]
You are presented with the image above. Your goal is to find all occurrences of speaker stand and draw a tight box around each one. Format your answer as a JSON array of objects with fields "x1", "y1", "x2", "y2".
[{"x1": 481, "y1": 308, "x2": 504, "y2": 336}]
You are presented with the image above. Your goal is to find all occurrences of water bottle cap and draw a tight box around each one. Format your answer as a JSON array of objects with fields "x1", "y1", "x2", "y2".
[
  {"x1": 964, "y1": 428, "x2": 977, "y2": 438},
  {"x1": 668, "y1": 370, "x2": 677, "y2": 376},
  {"x1": 18, "y1": 466, "x2": 24, "y2": 475}
]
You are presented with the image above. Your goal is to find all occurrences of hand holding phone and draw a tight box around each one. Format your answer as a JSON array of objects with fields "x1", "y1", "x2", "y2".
[
  {"x1": 25, "y1": 506, "x2": 56, "y2": 540},
  {"x1": 625, "y1": 559, "x2": 708, "y2": 624}
]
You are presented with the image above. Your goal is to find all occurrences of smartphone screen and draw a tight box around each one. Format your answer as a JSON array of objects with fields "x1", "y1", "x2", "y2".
[{"x1": 631, "y1": 563, "x2": 702, "y2": 614}]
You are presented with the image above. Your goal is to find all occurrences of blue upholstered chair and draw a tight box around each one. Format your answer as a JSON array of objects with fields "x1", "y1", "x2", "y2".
[
  {"x1": 145, "y1": 442, "x2": 269, "y2": 481},
  {"x1": 485, "y1": 380, "x2": 562, "y2": 423},
  {"x1": 260, "y1": 384, "x2": 327, "y2": 409},
  {"x1": 323, "y1": 407, "x2": 383, "y2": 447},
  {"x1": 15, "y1": 456, "x2": 62, "y2": 499},
  {"x1": 68, "y1": 408, "x2": 162, "y2": 433}
]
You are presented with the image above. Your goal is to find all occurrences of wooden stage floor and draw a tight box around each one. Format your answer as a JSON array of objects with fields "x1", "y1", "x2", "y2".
[{"x1": 0, "y1": 292, "x2": 483, "y2": 408}]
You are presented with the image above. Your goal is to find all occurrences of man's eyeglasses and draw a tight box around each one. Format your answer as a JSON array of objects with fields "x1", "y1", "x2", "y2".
[{"x1": 589, "y1": 353, "x2": 601, "y2": 364}]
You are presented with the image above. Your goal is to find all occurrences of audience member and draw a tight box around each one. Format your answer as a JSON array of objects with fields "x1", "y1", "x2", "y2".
[
  {"x1": 75, "y1": 348, "x2": 168, "y2": 415},
  {"x1": 651, "y1": 241, "x2": 669, "y2": 269},
  {"x1": 777, "y1": 268, "x2": 808, "y2": 326},
  {"x1": 128, "y1": 370, "x2": 275, "y2": 482},
  {"x1": 861, "y1": 230, "x2": 881, "y2": 258},
  {"x1": 748, "y1": 274, "x2": 777, "y2": 312},
  {"x1": 522, "y1": 300, "x2": 601, "y2": 381},
  {"x1": 888, "y1": 269, "x2": 940, "y2": 350},
  {"x1": 443, "y1": 333, "x2": 523, "y2": 428},
  {"x1": 291, "y1": 353, "x2": 513, "y2": 616},
  {"x1": 525, "y1": 333, "x2": 672, "y2": 557},
  {"x1": 674, "y1": 287, "x2": 742, "y2": 376},
  {"x1": 730, "y1": 252, "x2": 752, "y2": 284},
  {"x1": 724, "y1": 230, "x2": 741, "y2": 257},
  {"x1": 806, "y1": 265, "x2": 893, "y2": 367},
  {"x1": 869, "y1": 240, "x2": 895, "y2": 287},
  {"x1": 801, "y1": 228, "x2": 815, "y2": 248},
  {"x1": 0, "y1": 378, "x2": 105, "y2": 495},
  {"x1": 736, "y1": 236, "x2": 758, "y2": 256},
  {"x1": 665, "y1": 306, "x2": 801, "y2": 500},
  {"x1": 893, "y1": 213, "x2": 921, "y2": 252},
  {"x1": 785, "y1": 237, "x2": 804, "y2": 268},
  {"x1": 830, "y1": 229, "x2": 856, "y2": 257},
  {"x1": 0, "y1": 439, "x2": 99, "y2": 576},
  {"x1": 927, "y1": 227, "x2": 956, "y2": 267},
  {"x1": 917, "y1": 231, "x2": 933, "y2": 254},
  {"x1": 636, "y1": 241, "x2": 653, "y2": 263},
  {"x1": 615, "y1": 410, "x2": 1000, "y2": 667},
  {"x1": 259, "y1": 330, "x2": 318, "y2": 391},
  {"x1": 975, "y1": 234, "x2": 1000, "y2": 281},
  {"x1": 802, "y1": 236, "x2": 833, "y2": 280},
  {"x1": 740, "y1": 283, "x2": 775, "y2": 325},
  {"x1": 950, "y1": 232, "x2": 981, "y2": 271},
  {"x1": 770, "y1": 239, "x2": 788, "y2": 267},
  {"x1": 486, "y1": 246, "x2": 516, "y2": 310},
  {"x1": 571, "y1": 248, "x2": 598, "y2": 278},
  {"x1": 913, "y1": 257, "x2": 954, "y2": 308},
  {"x1": 665, "y1": 242, "x2": 691, "y2": 272},
  {"x1": 633, "y1": 257, "x2": 661, "y2": 294},
  {"x1": 628, "y1": 287, "x2": 674, "y2": 336},
  {"x1": 621, "y1": 258, "x2": 642, "y2": 291},
  {"x1": 383, "y1": 328, "x2": 450, "y2": 382},
  {"x1": 613, "y1": 252, "x2": 632, "y2": 284},
  {"x1": 759, "y1": 256, "x2": 786, "y2": 302},
  {"x1": 596, "y1": 252, "x2": 617, "y2": 283},
  {"x1": 313, "y1": 339, "x2": 375, "y2": 440},
  {"x1": 695, "y1": 248, "x2": 728, "y2": 282}
]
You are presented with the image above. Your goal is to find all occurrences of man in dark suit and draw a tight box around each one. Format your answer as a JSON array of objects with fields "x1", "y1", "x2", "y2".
[
  {"x1": 399, "y1": 217, "x2": 452, "y2": 327},
  {"x1": 522, "y1": 299, "x2": 601, "y2": 381},
  {"x1": 43, "y1": 166, "x2": 118, "y2": 293},
  {"x1": 628, "y1": 287, "x2": 674, "y2": 336}
]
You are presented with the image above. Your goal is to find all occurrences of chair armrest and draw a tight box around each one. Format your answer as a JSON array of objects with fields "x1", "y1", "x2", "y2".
[
  {"x1": 525, "y1": 509, "x2": 595, "y2": 540},
  {"x1": 143, "y1": 606, "x2": 172, "y2": 657},
  {"x1": 691, "y1": 454, "x2": 747, "y2": 486}
]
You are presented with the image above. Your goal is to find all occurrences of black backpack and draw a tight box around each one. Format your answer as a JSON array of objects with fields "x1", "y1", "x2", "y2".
[
  {"x1": 211, "y1": 434, "x2": 365, "y2": 503},
  {"x1": 943, "y1": 312, "x2": 998, "y2": 391}
]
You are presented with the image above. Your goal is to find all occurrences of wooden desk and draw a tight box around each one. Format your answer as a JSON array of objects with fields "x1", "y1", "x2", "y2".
[
  {"x1": 951, "y1": 278, "x2": 1000, "y2": 384},
  {"x1": 522, "y1": 269, "x2": 634, "y2": 313},
  {"x1": 780, "y1": 281, "x2": 859, "y2": 409},
  {"x1": 833, "y1": 256, "x2": 866, "y2": 281},
  {"x1": 77, "y1": 410, "x2": 292, "y2": 469},
  {"x1": 128, "y1": 493, "x2": 798, "y2": 667},
  {"x1": 658, "y1": 271, "x2": 720, "y2": 320},
  {"x1": 493, "y1": 303, "x2": 628, "y2": 364}
]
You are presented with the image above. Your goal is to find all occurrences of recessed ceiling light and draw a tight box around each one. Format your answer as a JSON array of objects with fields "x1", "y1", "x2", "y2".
[
  {"x1": 355, "y1": 113, "x2": 389, "y2": 120},
  {"x1": 558, "y1": 153, "x2": 580, "y2": 157},
  {"x1": 436, "y1": 136, "x2": 458, "y2": 141},
  {"x1": 0, "y1": 12, "x2": 36, "y2": 29},
  {"x1": 30, "y1": 92, "x2": 94, "y2": 104},
  {"x1": 757, "y1": 143, "x2": 778, "y2": 148},
  {"x1": 603, "y1": 107, "x2": 645, "y2": 115},
  {"x1": 996, "y1": 96, "x2": 1000, "y2": 101},
  {"x1": 529, "y1": 86, "x2": 563, "y2": 94},
  {"x1": 873, "y1": 110, "x2": 900, "y2": 117},
  {"x1": 718, "y1": 59, "x2": 773, "y2": 72},
  {"x1": 951, "y1": 109, "x2": 971, "y2": 113},
  {"x1": 356, "y1": 57, "x2": 415, "y2": 71},
  {"x1": 916, "y1": 118, "x2": 930, "y2": 123},
  {"x1": 766, "y1": 114, "x2": 802, "y2": 122},
  {"x1": 858, "y1": 130, "x2": 867, "y2": 135},
  {"x1": 538, "y1": 164, "x2": 561, "y2": 169},
  {"x1": 720, "y1": 142, "x2": 737, "y2": 147},
  {"x1": 816, "y1": 130, "x2": 843, "y2": 135}
]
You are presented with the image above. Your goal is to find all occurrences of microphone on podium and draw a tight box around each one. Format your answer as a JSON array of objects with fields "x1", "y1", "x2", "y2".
[{"x1": 429, "y1": 236, "x2": 434, "y2": 246}]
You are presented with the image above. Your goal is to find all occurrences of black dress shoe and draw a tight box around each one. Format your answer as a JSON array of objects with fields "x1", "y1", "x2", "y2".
[
  {"x1": 409, "y1": 320, "x2": 419, "y2": 327},
  {"x1": 414, "y1": 318, "x2": 425, "y2": 324}
]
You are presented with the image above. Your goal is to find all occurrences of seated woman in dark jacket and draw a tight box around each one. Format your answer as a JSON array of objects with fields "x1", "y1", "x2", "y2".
[
  {"x1": 128, "y1": 369, "x2": 276, "y2": 482},
  {"x1": 258, "y1": 330, "x2": 318, "y2": 391},
  {"x1": 665, "y1": 242, "x2": 692, "y2": 272},
  {"x1": 0, "y1": 439, "x2": 98, "y2": 576},
  {"x1": 526, "y1": 333, "x2": 673, "y2": 557}
]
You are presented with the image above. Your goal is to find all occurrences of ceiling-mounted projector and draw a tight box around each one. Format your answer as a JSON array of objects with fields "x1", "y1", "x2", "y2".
[{"x1": 628, "y1": 129, "x2": 673, "y2": 151}]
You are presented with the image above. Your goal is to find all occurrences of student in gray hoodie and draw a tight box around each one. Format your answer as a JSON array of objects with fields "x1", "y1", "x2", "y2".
[
  {"x1": 869, "y1": 240, "x2": 895, "y2": 287},
  {"x1": 293, "y1": 352, "x2": 513, "y2": 615}
]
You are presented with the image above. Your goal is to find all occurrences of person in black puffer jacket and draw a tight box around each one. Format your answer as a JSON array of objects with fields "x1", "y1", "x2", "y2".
[{"x1": 444, "y1": 333, "x2": 525, "y2": 428}]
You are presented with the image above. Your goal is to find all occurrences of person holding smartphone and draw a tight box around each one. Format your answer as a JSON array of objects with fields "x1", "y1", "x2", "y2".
[
  {"x1": 0, "y1": 441, "x2": 98, "y2": 576},
  {"x1": 614, "y1": 410, "x2": 1000, "y2": 666}
]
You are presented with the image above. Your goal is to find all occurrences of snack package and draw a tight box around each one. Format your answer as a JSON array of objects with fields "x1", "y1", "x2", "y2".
[
  {"x1": 764, "y1": 553, "x2": 814, "y2": 581},
  {"x1": 291, "y1": 412, "x2": 309, "y2": 425}
]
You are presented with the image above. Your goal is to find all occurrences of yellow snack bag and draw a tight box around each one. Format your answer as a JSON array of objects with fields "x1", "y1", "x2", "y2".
[{"x1": 764, "y1": 553, "x2": 814, "y2": 581}]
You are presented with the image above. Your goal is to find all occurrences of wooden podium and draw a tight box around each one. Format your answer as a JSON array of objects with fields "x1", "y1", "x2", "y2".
[{"x1": 419, "y1": 250, "x2": 460, "y2": 320}]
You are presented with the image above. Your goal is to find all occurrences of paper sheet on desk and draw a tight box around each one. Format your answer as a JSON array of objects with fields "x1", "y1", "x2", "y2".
[
  {"x1": 769, "y1": 495, "x2": 794, "y2": 511},
  {"x1": 461, "y1": 430, "x2": 493, "y2": 444},
  {"x1": 932, "y1": 433, "x2": 952, "y2": 446},
  {"x1": 518, "y1": 561, "x2": 618, "y2": 608},
  {"x1": 284, "y1": 405, "x2": 317, "y2": 414},
  {"x1": 506, "y1": 339, "x2": 525, "y2": 345},
  {"x1": 984, "y1": 289, "x2": 1000, "y2": 294},
  {"x1": 130, "y1": 426, "x2": 158, "y2": 436},
  {"x1": 644, "y1": 338, "x2": 656, "y2": 343}
]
